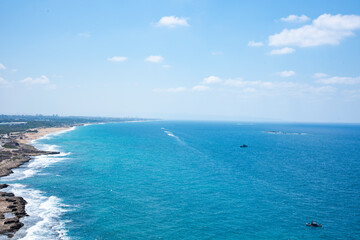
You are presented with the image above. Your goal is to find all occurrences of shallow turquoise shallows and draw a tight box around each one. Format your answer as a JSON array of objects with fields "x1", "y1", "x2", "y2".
[{"x1": 2, "y1": 121, "x2": 360, "y2": 240}]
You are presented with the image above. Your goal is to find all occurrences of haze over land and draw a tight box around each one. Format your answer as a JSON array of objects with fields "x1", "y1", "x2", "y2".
[{"x1": 0, "y1": 0, "x2": 360, "y2": 122}]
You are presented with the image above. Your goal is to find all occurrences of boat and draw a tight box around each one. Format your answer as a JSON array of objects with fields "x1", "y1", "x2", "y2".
[
  {"x1": 240, "y1": 144, "x2": 248, "y2": 148},
  {"x1": 306, "y1": 221, "x2": 322, "y2": 227}
]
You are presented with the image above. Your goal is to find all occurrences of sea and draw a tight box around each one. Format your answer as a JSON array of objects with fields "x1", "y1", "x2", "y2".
[{"x1": 1, "y1": 121, "x2": 360, "y2": 240}]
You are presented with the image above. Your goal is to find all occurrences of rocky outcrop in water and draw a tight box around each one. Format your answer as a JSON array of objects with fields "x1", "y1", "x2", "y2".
[
  {"x1": 0, "y1": 142, "x2": 60, "y2": 238},
  {"x1": 0, "y1": 143, "x2": 60, "y2": 177},
  {"x1": 0, "y1": 184, "x2": 27, "y2": 238}
]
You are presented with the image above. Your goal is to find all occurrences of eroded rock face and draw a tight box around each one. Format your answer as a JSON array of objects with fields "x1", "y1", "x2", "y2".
[
  {"x1": 0, "y1": 185, "x2": 27, "y2": 238},
  {"x1": 0, "y1": 143, "x2": 60, "y2": 177},
  {"x1": 0, "y1": 142, "x2": 60, "y2": 238}
]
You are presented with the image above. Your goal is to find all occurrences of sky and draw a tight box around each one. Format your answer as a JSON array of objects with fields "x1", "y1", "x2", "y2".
[{"x1": 1, "y1": 0, "x2": 360, "y2": 122}]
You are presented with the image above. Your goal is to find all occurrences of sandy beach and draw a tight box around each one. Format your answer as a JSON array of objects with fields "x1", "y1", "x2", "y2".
[{"x1": 17, "y1": 127, "x2": 73, "y2": 144}]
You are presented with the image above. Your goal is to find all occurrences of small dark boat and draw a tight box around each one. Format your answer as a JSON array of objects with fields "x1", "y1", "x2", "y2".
[
  {"x1": 240, "y1": 144, "x2": 248, "y2": 148},
  {"x1": 306, "y1": 221, "x2": 322, "y2": 227}
]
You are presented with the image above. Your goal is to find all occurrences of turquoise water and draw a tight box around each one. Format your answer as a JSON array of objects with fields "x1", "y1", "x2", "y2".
[{"x1": 2, "y1": 121, "x2": 360, "y2": 239}]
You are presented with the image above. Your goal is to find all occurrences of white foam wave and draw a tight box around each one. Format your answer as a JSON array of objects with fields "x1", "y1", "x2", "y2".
[
  {"x1": 1, "y1": 152, "x2": 70, "y2": 181},
  {"x1": 1, "y1": 129, "x2": 73, "y2": 181},
  {"x1": 0, "y1": 127, "x2": 76, "y2": 239},
  {"x1": 1, "y1": 142, "x2": 70, "y2": 181},
  {"x1": 2, "y1": 184, "x2": 71, "y2": 240},
  {"x1": 34, "y1": 143, "x2": 59, "y2": 152}
]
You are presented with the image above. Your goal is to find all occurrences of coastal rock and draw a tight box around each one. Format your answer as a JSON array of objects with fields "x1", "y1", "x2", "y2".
[
  {"x1": 0, "y1": 189, "x2": 27, "y2": 238},
  {"x1": 0, "y1": 141, "x2": 59, "y2": 237},
  {"x1": 2, "y1": 142, "x2": 19, "y2": 149},
  {"x1": 0, "y1": 143, "x2": 60, "y2": 177}
]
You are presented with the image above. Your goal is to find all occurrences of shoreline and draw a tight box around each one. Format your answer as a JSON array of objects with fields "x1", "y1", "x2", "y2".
[
  {"x1": 17, "y1": 127, "x2": 73, "y2": 145},
  {"x1": 0, "y1": 125, "x2": 74, "y2": 238}
]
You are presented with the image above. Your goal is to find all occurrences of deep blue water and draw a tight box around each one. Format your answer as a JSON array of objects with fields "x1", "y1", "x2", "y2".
[{"x1": 2, "y1": 121, "x2": 360, "y2": 239}]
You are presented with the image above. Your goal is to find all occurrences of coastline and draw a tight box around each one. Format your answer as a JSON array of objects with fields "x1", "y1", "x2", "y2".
[
  {"x1": 17, "y1": 127, "x2": 72, "y2": 145},
  {"x1": 0, "y1": 126, "x2": 74, "y2": 238}
]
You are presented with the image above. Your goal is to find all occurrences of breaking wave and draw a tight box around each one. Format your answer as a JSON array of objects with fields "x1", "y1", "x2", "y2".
[
  {"x1": 1, "y1": 184, "x2": 71, "y2": 240},
  {"x1": 0, "y1": 126, "x2": 77, "y2": 239},
  {"x1": 1, "y1": 144, "x2": 70, "y2": 182}
]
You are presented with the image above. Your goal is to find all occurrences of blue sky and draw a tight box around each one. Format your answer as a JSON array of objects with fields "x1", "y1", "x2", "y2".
[{"x1": 1, "y1": 0, "x2": 360, "y2": 122}]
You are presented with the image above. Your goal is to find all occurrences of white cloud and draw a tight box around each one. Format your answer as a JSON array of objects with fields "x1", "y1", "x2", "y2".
[
  {"x1": 191, "y1": 85, "x2": 209, "y2": 91},
  {"x1": 0, "y1": 63, "x2": 6, "y2": 70},
  {"x1": 248, "y1": 41, "x2": 264, "y2": 47},
  {"x1": 21, "y1": 75, "x2": 50, "y2": 85},
  {"x1": 153, "y1": 87, "x2": 186, "y2": 93},
  {"x1": 316, "y1": 76, "x2": 360, "y2": 84},
  {"x1": 314, "y1": 14, "x2": 360, "y2": 30},
  {"x1": 313, "y1": 73, "x2": 329, "y2": 78},
  {"x1": 270, "y1": 47, "x2": 295, "y2": 55},
  {"x1": 107, "y1": 56, "x2": 127, "y2": 62},
  {"x1": 145, "y1": 55, "x2": 164, "y2": 63},
  {"x1": 269, "y1": 14, "x2": 360, "y2": 47},
  {"x1": 277, "y1": 70, "x2": 296, "y2": 77},
  {"x1": 157, "y1": 16, "x2": 189, "y2": 28},
  {"x1": 20, "y1": 75, "x2": 55, "y2": 89},
  {"x1": 281, "y1": 14, "x2": 310, "y2": 23},
  {"x1": 202, "y1": 76, "x2": 221, "y2": 84}
]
